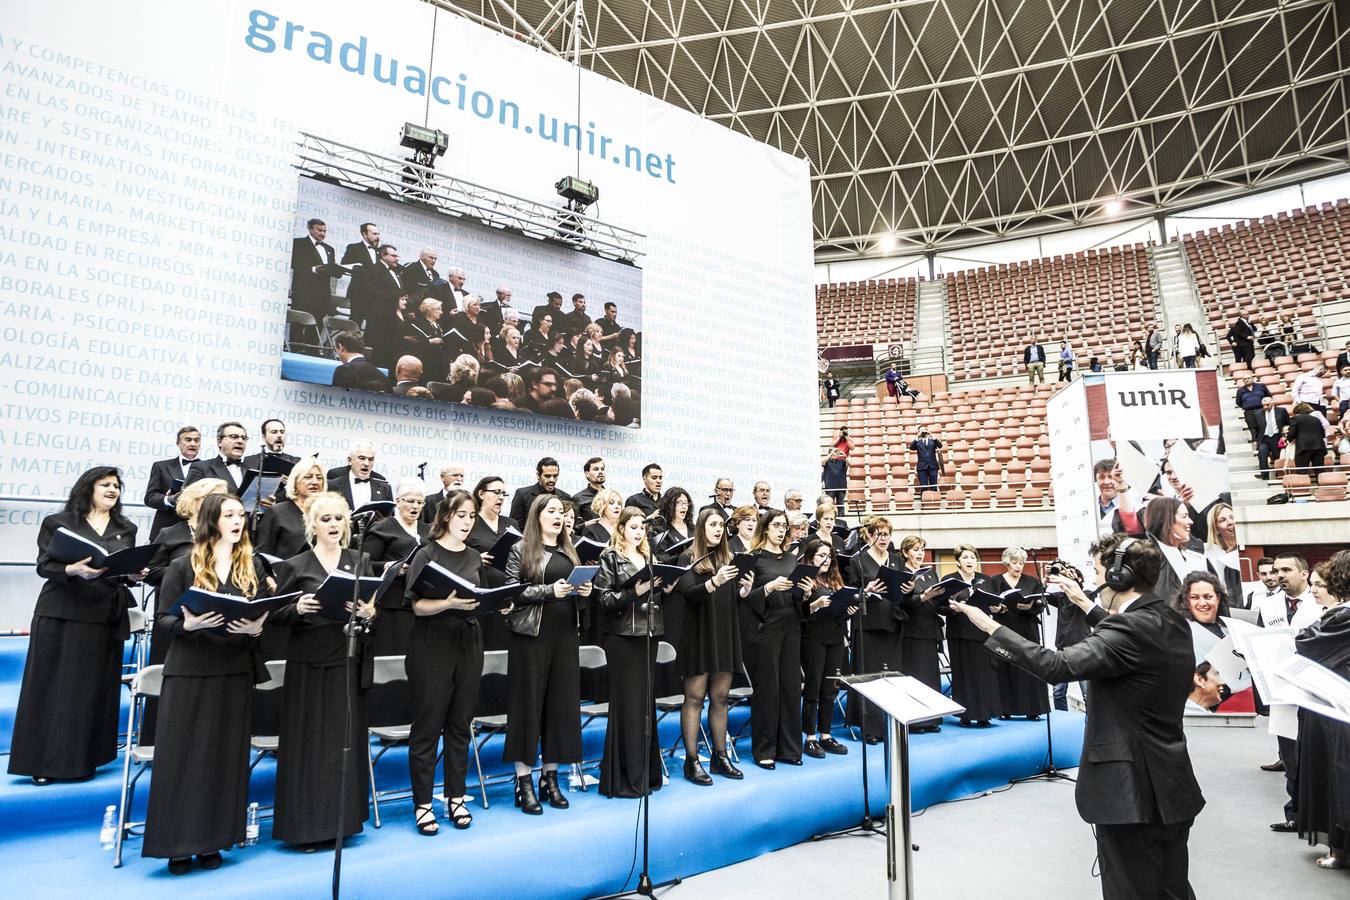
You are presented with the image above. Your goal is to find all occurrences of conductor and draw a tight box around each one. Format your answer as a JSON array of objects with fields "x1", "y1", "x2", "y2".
[{"x1": 949, "y1": 533, "x2": 1204, "y2": 899}]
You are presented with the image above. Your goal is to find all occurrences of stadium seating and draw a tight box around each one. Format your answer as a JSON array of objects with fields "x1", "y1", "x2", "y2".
[
  {"x1": 1184, "y1": 199, "x2": 1349, "y2": 350},
  {"x1": 815, "y1": 278, "x2": 918, "y2": 349},
  {"x1": 943, "y1": 244, "x2": 1159, "y2": 381}
]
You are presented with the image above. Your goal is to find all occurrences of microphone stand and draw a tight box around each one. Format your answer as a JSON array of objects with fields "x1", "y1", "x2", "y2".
[
  {"x1": 1009, "y1": 595, "x2": 1073, "y2": 786},
  {"x1": 332, "y1": 550, "x2": 370, "y2": 899}
]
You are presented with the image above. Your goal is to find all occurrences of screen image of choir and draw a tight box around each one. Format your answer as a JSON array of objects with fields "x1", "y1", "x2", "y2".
[{"x1": 290, "y1": 219, "x2": 643, "y2": 423}]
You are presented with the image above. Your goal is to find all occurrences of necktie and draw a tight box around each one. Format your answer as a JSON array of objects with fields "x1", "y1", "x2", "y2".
[
  {"x1": 354, "y1": 477, "x2": 371, "y2": 484},
  {"x1": 1265, "y1": 412, "x2": 1276, "y2": 437}
]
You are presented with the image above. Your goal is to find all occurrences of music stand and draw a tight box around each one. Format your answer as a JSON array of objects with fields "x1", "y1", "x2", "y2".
[{"x1": 848, "y1": 674, "x2": 964, "y2": 900}]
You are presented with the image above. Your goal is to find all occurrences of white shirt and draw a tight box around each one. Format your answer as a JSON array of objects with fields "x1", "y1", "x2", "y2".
[
  {"x1": 350, "y1": 474, "x2": 372, "y2": 511},
  {"x1": 311, "y1": 238, "x2": 328, "y2": 266},
  {"x1": 1288, "y1": 589, "x2": 1321, "y2": 631},
  {"x1": 1291, "y1": 371, "x2": 1325, "y2": 405}
]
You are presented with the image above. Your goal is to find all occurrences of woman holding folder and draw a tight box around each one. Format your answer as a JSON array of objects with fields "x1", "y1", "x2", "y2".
[
  {"x1": 896, "y1": 535, "x2": 945, "y2": 733},
  {"x1": 744, "y1": 509, "x2": 805, "y2": 768},
  {"x1": 938, "y1": 543, "x2": 1002, "y2": 727},
  {"x1": 593, "y1": 508, "x2": 669, "y2": 797},
  {"x1": 846, "y1": 516, "x2": 906, "y2": 743},
  {"x1": 272, "y1": 492, "x2": 376, "y2": 849},
  {"x1": 9, "y1": 466, "x2": 145, "y2": 785},
  {"x1": 254, "y1": 458, "x2": 326, "y2": 560},
  {"x1": 404, "y1": 489, "x2": 494, "y2": 834},
  {"x1": 676, "y1": 510, "x2": 747, "y2": 783},
  {"x1": 798, "y1": 537, "x2": 855, "y2": 758},
  {"x1": 142, "y1": 493, "x2": 270, "y2": 874},
  {"x1": 467, "y1": 475, "x2": 518, "y2": 717},
  {"x1": 503, "y1": 494, "x2": 593, "y2": 814},
  {"x1": 363, "y1": 478, "x2": 430, "y2": 656}
]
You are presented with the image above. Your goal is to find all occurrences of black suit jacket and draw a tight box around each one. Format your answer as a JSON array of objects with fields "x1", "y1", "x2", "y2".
[
  {"x1": 509, "y1": 483, "x2": 571, "y2": 524},
  {"x1": 698, "y1": 502, "x2": 735, "y2": 520},
  {"x1": 1226, "y1": 318, "x2": 1256, "y2": 345},
  {"x1": 1255, "y1": 406, "x2": 1290, "y2": 440},
  {"x1": 1023, "y1": 344, "x2": 1045, "y2": 365},
  {"x1": 331, "y1": 355, "x2": 390, "y2": 392},
  {"x1": 347, "y1": 261, "x2": 405, "y2": 331},
  {"x1": 183, "y1": 456, "x2": 248, "y2": 491},
  {"x1": 290, "y1": 236, "x2": 337, "y2": 317},
  {"x1": 986, "y1": 592, "x2": 1205, "y2": 826},
  {"x1": 341, "y1": 240, "x2": 379, "y2": 267},
  {"x1": 400, "y1": 261, "x2": 439, "y2": 293},
  {"x1": 144, "y1": 457, "x2": 194, "y2": 539},
  {"x1": 1289, "y1": 413, "x2": 1326, "y2": 453},
  {"x1": 325, "y1": 466, "x2": 393, "y2": 511}
]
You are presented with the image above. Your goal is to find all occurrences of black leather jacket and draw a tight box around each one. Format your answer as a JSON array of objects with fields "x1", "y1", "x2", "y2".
[
  {"x1": 503, "y1": 542, "x2": 577, "y2": 638},
  {"x1": 593, "y1": 548, "x2": 664, "y2": 637}
]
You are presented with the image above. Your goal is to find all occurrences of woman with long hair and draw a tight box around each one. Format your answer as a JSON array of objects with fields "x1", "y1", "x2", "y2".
[
  {"x1": 593, "y1": 508, "x2": 668, "y2": 797},
  {"x1": 845, "y1": 516, "x2": 906, "y2": 742},
  {"x1": 404, "y1": 489, "x2": 490, "y2": 834},
  {"x1": 1143, "y1": 496, "x2": 1216, "y2": 604},
  {"x1": 271, "y1": 492, "x2": 376, "y2": 849},
  {"x1": 503, "y1": 494, "x2": 593, "y2": 814},
  {"x1": 896, "y1": 534, "x2": 945, "y2": 733},
  {"x1": 938, "y1": 544, "x2": 1002, "y2": 728},
  {"x1": 676, "y1": 509, "x2": 746, "y2": 783},
  {"x1": 363, "y1": 478, "x2": 430, "y2": 656},
  {"x1": 651, "y1": 487, "x2": 694, "y2": 695},
  {"x1": 142, "y1": 494, "x2": 269, "y2": 874},
  {"x1": 744, "y1": 508, "x2": 805, "y2": 768},
  {"x1": 1203, "y1": 501, "x2": 1243, "y2": 603},
  {"x1": 9, "y1": 466, "x2": 146, "y2": 784},
  {"x1": 798, "y1": 537, "x2": 855, "y2": 758},
  {"x1": 1177, "y1": 323, "x2": 1201, "y2": 368},
  {"x1": 255, "y1": 457, "x2": 327, "y2": 560}
]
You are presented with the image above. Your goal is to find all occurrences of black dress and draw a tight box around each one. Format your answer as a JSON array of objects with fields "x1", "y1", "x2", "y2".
[
  {"x1": 142, "y1": 557, "x2": 267, "y2": 859},
  {"x1": 8, "y1": 512, "x2": 136, "y2": 780},
  {"x1": 594, "y1": 549, "x2": 664, "y2": 798},
  {"x1": 254, "y1": 500, "x2": 308, "y2": 560},
  {"x1": 651, "y1": 528, "x2": 689, "y2": 696},
  {"x1": 744, "y1": 548, "x2": 804, "y2": 763},
  {"x1": 466, "y1": 514, "x2": 518, "y2": 716},
  {"x1": 801, "y1": 585, "x2": 847, "y2": 737},
  {"x1": 502, "y1": 545, "x2": 583, "y2": 764},
  {"x1": 577, "y1": 522, "x2": 614, "y2": 701},
  {"x1": 846, "y1": 550, "x2": 906, "y2": 740},
  {"x1": 404, "y1": 542, "x2": 484, "y2": 804},
  {"x1": 897, "y1": 564, "x2": 943, "y2": 692},
  {"x1": 939, "y1": 573, "x2": 1003, "y2": 723},
  {"x1": 676, "y1": 552, "x2": 743, "y2": 676},
  {"x1": 990, "y1": 572, "x2": 1050, "y2": 718},
  {"x1": 271, "y1": 548, "x2": 372, "y2": 844},
  {"x1": 142, "y1": 520, "x2": 194, "y2": 745},
  {"x1": 1295, "y1": 605, "x2": 1350, "y2": 853},
  {"x1": 363, "y1": 516, "x2": 429, "y2": 657}
]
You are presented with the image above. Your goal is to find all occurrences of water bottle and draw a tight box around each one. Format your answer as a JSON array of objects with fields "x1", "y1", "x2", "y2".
[
  {"x1": 566, "y1": 768, "x2": 579, "y2": 792},
  {"x1": 99, "y1": 805, "x2": 116, "y2": 850},
  {"x1": 244, "y1": 802, "x2": 259, "y2": 847}
]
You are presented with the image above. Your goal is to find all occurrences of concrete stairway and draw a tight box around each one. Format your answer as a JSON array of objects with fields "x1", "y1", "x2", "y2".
[
  {"x1": 1150, "y1": 242, "x2": 1212, "y2": 348},
  {"x1": 910, "y1": 279, "x2": 948, "y2": 375}
]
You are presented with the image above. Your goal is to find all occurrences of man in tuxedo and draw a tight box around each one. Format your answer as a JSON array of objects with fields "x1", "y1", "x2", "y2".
[
  {"x1": 291, "y1": 218, "x2": 337, "y2": 318},
  {"x1": 571, "y1": 456, "x2": 607, "y2": 524},
  {"x1": 1226, "y1": 312, "x2": 1257, "y2": 366},
  {"x1": 242, "y1": 418, "x2": 299, "y2": 507},
  {"x1": 909, "y1": 428, "x2": 943, "y2": 492},
  {"x1": 390, "y1": 356, "x2": 424, "y2": 396},
  {"x1": 625, "y1": 463, "x2": 664, "y2": 517},
  {"x1": 951, "y1": 534, "x2": 1205, "y2": 899},
  {"x1": 561, "y1": 294, "x2": 591, "y2": 336},
  {"x1": 699, "y1": 478, "x2": 736, "y2": 519},
  {"x1": 509, "y1": 456, "x2": 571, "y2": 523},
  {"x1": 531, "y1": 291, "x2": 565, "y2": 330},
  {"x1": 401, "y1": 249, "x2": 439, "y2": 292},
  {"x1": 144, "y1": 425, "x2": 202, "y2": 538},
  {"x1": 442, "y1": 267, "x2": 469, "y2": 312},
  {"x1": 331, "y1": 332, "x2": 391, "y2": 392},
  {"x1": 341, "y1": 222, "x2": 381, "y2": 268},
  {"x1": 1254, "y1": 395, "x2": 1290, "y2": 479},
  {"x1": 347, "y1": 245, "x2": 405, "y2": 361},
  {"x1": 327, "y1": 440, "x2": 392, "y2": 512},
  {"x1": 184, "y1": 421, "x2": 250, "y2": 492},
  {"x1": 481, "y1": 285, "x2": 512, "y2": 335},
  {"x1": 1023, "y1": 339, "x2": 1046, "y2": 385},
  {"x1": 420, "y1": 464, "x2": 466, "y2": 524}
]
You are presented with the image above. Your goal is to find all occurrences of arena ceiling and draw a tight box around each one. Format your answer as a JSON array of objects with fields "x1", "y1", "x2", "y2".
[{"x1": 435, "y1": 0, "x2": 1350, "y2": 258}]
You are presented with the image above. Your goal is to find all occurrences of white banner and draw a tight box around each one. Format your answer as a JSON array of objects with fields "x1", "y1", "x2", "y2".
[
  {"x1": 1104, "y1": 370, "x2": 1207, "y2": 440},
  {"x1": 1046, "y1": 378, "x2": 1097, "y2": 576}
]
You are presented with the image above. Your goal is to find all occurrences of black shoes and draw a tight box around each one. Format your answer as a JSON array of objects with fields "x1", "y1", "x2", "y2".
[
  {"x1": 819, "y1": 737, "x2": 849, "y2": 755},
  {"x1": 710, "y1": 752, "x2": 743, "y2": 780},
  {"x1": 538, "y1": 770, "x2": 569, "y2": 809},
  {"x1": 683, "y1": 756, "x2": 713, "y2": 786},
  {"x1": 168, "y1": 857, "x2": 193, "y2": 876},
  {"x1": 514, "y1": 774, "x2": 543, "y2": 815},
  {"x1": 1270, "y1": 821, "x2": 1297, "y2": 833},
  {"x1": 755, "y1": 759, "x2": 776, "y2": 770},
  {"x1": 777, "y1": 757, "x2": 803, "y2": 766},
  {"x1": 803, "y1": 740, "x2": 827, "y2": 759},
  {"x1": 1260, "y1": 760, "x2": 1286, "y2": 772},
  {"x1": 197, "y1": 852, "x2": 223, "y2": 870}
]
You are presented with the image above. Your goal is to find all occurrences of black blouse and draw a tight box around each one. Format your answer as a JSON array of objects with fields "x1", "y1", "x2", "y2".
[
  {"x1": 147, "y1": 521, "x2": 193, "y2": 589},
  {"x1": 157, "y1": 556, "x2": 268, "y2": 677},
  {"x1": 405, "y1": 541, "x2": 484, "y2": 642},
  {"x1": 363, "y1": 516, "x2": 429, "y2": 609},
  {"x1": 802, "y1": 585, "x2": 846, "y2": 644},
  {"x1": 33, "y1": 511, "x2": 137, "y2": 628},
  {"x1": 255, "y1": 500, "x2": 308, "y2": 560},
  {"x1": 850, "y1": 550, "x2": 905, "y2": 634},
  {"x1": 746, "y1": 547, "x2": 802, "y2": 624},
  {"x1": 274, "y1": 548, "x2": 371, "y2": 665}
]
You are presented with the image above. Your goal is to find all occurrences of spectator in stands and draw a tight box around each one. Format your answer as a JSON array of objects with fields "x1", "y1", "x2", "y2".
[
  {"x1": 821, "y1": 449, "x2": 848, "y2": 510},
  {"x1": 884, "y1": 365, "x2": 900, "y2": 403},
  {"x1": 1288, "y1": 402, "x2": 1328, "y2": 481},
  {"x1": 1291, "y1": 364, "x2": 1328, "y2": 415},
  {"x1": 1254, "y1": 395, "x2": 1290, "y2": 479},
  {"x1": 1172, "y1": 324, "x2": 1184, "y2": 366},
  {"x1": 1088, "y1": 353, "x2": 1103, "y2": 373},
  {"x1": 1176, "y1": 324, "x2": 1201, "y2": 368},
  {"x1": 1226, "y1": 312, "x2": 1257, "y2": 366},
  {"x1": 1057, "y1": 341, "x2": 1074, "y2": 381},
  {"x1": 1336, "y1": 340, "x2": 1350, "y2": 374},
  {"x1": 1145, "y1": 324, "x2": 1163, "y2": 370},
  {"x1": 1129, "y1": 342, "x2": 1147, "y2": 371},
  {"x1": 1236, "y1": 375, "x2": 1272, "y2": 445},
  {"x1": 1331, "y1": 364, "x2": 1350, "y2": 417},
  {"x1": 909, "y1": 428, "x2": 942, "y2": 492},
  {"x1": 1023, "y1": 339, "x2": 1046, "y2": 385},
  {"x1": 834, "y1": 427, "x2": 853, "y2": 457},
  {"x1": 822, "y1": 374, "x2": 841, "y2": 408},
  {"x1": 1336, "y1": 417, "x2": 1350, "y2": 458}
]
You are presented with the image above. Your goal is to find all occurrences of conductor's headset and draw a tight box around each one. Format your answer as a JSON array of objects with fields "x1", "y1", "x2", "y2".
[{"x1": 1103, "y1": 537, "x2": 1139, "y2": 592}]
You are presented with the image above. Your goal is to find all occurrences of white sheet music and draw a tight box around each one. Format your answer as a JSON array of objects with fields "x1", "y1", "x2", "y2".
[
  {"x1": 851, "y1": 676, "x2": 965, "y2": 725},
  {"x1": 1273, "y1": 655, "x2": 1350, "y2": 715}
]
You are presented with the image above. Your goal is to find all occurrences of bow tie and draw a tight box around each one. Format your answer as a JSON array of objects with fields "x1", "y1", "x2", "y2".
[
  {"x1": 354, "y1": 477, "x2": 371, "y2": 484},
  {"x1": 180, "y1": 459, "x2": 194, "y2": 467},
  {"x1": 224, "y1": 459, "x2": 243, "y2": 467}
]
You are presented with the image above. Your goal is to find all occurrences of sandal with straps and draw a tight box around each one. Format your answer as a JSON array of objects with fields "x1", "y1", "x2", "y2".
[
  {"x1": 414, "y1": 803, "x2": 439, "y2": 836},
  {"x1": 1315, "y1": 855, "x2": 1344, "y2": 870},
  {"x1": 446, "y1": 796, "x2": 473, "y2": 830}
]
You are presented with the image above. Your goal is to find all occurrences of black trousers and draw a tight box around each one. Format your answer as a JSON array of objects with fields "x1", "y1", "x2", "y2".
[
  {"x1": 747, "y1": 618, "x2": 803, "y2": 762},
  {"x1": 1233, "y1": 341, "x2": 1254, "y2": 366},
  {"x1": 406, "y1": 624, "x2": 484, "y2": 803},
  {"x1": 800, "y1": 638, "x2": 844, "y2": 736},
  {"x1": 1242, "y1": 408, "x2": 1263, "y2": 444},
  {"x1": 916, "y1": 466, "x2": 937, "y2": 491},
  {"x1": 1095, "y1": 817, "x2": 1195, "y2": 900},
  {"x1": 1257, "y1": 435, "x2": 1280, "y2": 474},
  {"x1": 824, "y1": 488, "x2": 846, "y2": 511},
  {"x1": 1294, "y1": 449, "x2": 1324, "y2": 479},
  {"x1": 1278, "y1": 734, "x2": 1299, "y2": 821}
]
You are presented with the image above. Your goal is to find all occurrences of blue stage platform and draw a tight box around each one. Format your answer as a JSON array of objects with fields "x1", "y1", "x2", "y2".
[{"x1": 0, "y1": 637, "x2": 1084, "y2": 899}]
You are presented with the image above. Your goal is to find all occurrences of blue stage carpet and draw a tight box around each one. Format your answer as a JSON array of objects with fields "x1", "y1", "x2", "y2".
[{"x1": 2, "y1": 710, "x2": 1084, "y2": 899}]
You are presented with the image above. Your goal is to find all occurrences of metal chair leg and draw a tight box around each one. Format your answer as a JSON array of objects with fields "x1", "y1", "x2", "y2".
[
  {"x1": 367, "y1": 740, "x2": 381, "y2": 828},
  {"x1": 572, "y1": 762, "x2": 586, "y2": 792},
  {"x1": 471, "y1": 730, "x2": 490, "y2": 810},
  {"x1": 113, "y1": 695, "x2": 138, "y2": 868}
]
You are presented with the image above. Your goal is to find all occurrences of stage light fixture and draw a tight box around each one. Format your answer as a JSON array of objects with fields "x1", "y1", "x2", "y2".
[
  {"x1": 1104, "y1": 198, "x2": 1124, "y2": 216},
  {"x1": 878, "y1": 234, "x2": 897, "y2": 253},
  {"x1": 400, "y1": 122, "x2": 449, "y2": 168},
  {"x1": 556, "y1": 175, "x2": 599, "y2": 211}
]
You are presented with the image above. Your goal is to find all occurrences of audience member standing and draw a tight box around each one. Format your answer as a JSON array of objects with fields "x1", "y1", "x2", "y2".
[
  {"x1": 1227, "y1": 312, "x2": 1257, "y2": 366},
  {"x1": 1058, "y1": 341, "x2": 1074, "y2": 381},
  {"x1": 1236, "y1": 375, "x2": 1272, "y2": 444},
  {"x1": 1023, "y1": 338, "x2": 1046, "y2": 385},
  {"x1": 909, "y1": 428, "x2": 943, "y2": 492},
  {"x1": 1176, "y1": 324, "x2": 1201, "y2": 368},
  {"x1": 1145, "y1": 324, "x2": 1163, "y2": 369},
  {"x1": 1291, "y1": 364, "x2": 1327, "y2": 415},
  {"x1": 821, "y1": 448, "x2": 848, "y2": 511}
]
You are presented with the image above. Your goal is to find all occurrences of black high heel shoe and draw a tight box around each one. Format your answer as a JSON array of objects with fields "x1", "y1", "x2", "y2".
[
  {"x1": 538, "y1": 770, "x2": 569, "y2": 809},
  {"x1": 683, "y1": 756, "x2": 713, "y2": 786},
  {"x1": 710, "y1": 752, "x2": 743, "y2": 780},
  {"x1": 414, "y1": 803, "x2": 440, "y2": 835},
  {"x1": 514, "y1": 774, "x2": 543, "y2": 815}
]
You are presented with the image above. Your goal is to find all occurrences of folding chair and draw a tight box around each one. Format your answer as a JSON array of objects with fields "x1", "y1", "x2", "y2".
[
  {"x1": 470, "y1": 650, "x2": 509, "y2": 809},
  {"x1": 367, "y1": 655, "x2": 411, "y2": 828},
  {"x1": 248, "y1": 660, "x2": 287, "y2": 773},
  {"x1": 726, "y1": 660, "x2": 755, "y2": 761},
  {"x1": 648, "y1": 642, "x2": 696, "y2": 777},
  {"x1": 113, "y1": 664, "x2": 162, "y2": 867},
  {"x1": 119, "y1": 606, "x2": 152, "y2": 750},
  {"x1": 574, "y1": 645, "x2": 609, "y2": 790},
  {"x1": 285, "y1": 309, "x2": 324, "y2": 355}
]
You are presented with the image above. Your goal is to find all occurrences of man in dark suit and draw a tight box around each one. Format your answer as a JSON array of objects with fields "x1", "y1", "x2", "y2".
[
  {"x1": 908, "y1": 428, "x2": 943, "y2": 492},
  {"x1": 326, "y1": 440, "x2": 392, "y2": 512},
  {"x1": 561, "y1": 294, "x2": 591, "y2": 336},
  {"x1": 530, "y1": 291, "x2": 565, "y2": 331},
  {"x1": 625, "y1": 463, "x2": 664, "y2": 518},
  {"x1": 242, "y1": 418, "x2": 299, "y2": 506},
  {"x1": 143, "y1": 425, "x2": 203, "y2": 538},
  {"x1": 400, "y1": 249, "x2": 439, "y2": 292},
  {"x1": 291, "y1": 218, "x2": 338, "y2": 318},
  {"x1": 1335, "y1": 340, "x2": 1350, "y2": 374},
  {"x1": 331, "y1": 332, "x2": 391, "y2": 392},
  {"x1": 1023, "y1": 339, "x2": 1046, "y2": 385},
  {"x1": 341, "y1": 222, "x2": 381, "y2": 268},
  {"x1": 698, "y1": 478, "x2": 737, "y2": 519},
  {"x1": 390, "y1": 356, "x2": 424, "y2": 396},
  {"x1": 951, "y1": 534, "x2": 1205, "y2": 900},
  {"x1": 184, "y1": 421, "x2": 250, "y2": 493},
  {"x1": 347, "y1": 245, "x2": 405, "y2": 362},
  {"x1": 1226, "y1": 312, "x2": 1257, "y2": 366},
  {"x1": 420, "y1": 464, "x2": 466, "y2": 524},
  {"x1": 509, "y1": 456, "x2": 571, "y2": 523},
  {"x1": 481, "y1": 285, "x2": 512, "y2": 336},
  {"x1": 571, "y1": 456, "x2": 607, "y2": 524},
  {"x1": 1254, "y1": 395, "x2": 1290, "y2": 479}
]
